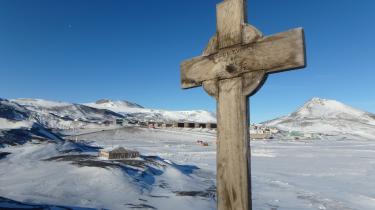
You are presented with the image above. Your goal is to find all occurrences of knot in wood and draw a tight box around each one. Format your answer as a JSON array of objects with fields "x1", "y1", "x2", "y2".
[{"x1": 226, "y1": 64, "x2": 237, "y2": 73}]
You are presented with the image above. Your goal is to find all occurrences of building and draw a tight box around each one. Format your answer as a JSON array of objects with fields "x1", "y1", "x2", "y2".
[
  {"x1": 157, "y1": 122, "x2": 163, "y2": 127},
  {"x1": 250, "y1": 133, "x2": 271, "y2": 140},
  {"x1": 103, "y1": 120, "x2": 113, "y2": 126},
  {"x1": 99, "y1": 147, "x2": 140, "y2": 159},
  {"x1": 162, "y1": 123, "x2": 173, "y2": 128},
  {"x1": 148, "y1": 122, "x2": 156, "y2": 128},
  {"x1": 195, "y1": 123, "x2": 207, "y2": 128},
  {"x1": 206, "y1": 123, "x2": 217, "y2": 129},
  {"x1": 142, "y1": 121, "x2": 217, "y2": 129},
  {"x1": 115, "y1": 118, "x2": 125, "y2": 126},
  {"x1": 184, "y1": 122, "x2": 195, "y2": 128},
  {"x1": 173, "y1": 122, "x2": 185, "y2": 128},
  {"x1": 249, "y1": 124, "x2": 278, "y2": 140}
]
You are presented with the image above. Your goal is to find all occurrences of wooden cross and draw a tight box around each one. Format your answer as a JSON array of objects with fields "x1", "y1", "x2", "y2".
[{"x1": 180, "y1": 0, "x2": 306, "y2": 210}]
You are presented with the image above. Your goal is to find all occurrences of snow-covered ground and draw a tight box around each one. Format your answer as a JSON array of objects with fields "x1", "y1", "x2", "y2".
[
  {"x1": 1, "y1": 127, "x2": 375, "y2": 210},
  {"x1": 2, "y1": 97, "x2": 375, "y2": 209},
  {"x1": 251, "y1": 139, "x2": 375, "y2": 210}
]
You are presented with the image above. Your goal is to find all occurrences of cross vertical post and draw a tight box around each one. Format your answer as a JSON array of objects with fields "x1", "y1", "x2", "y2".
[
  {"x1": 217, "y1": 76, "x2": 252, "y2": 210},
  {"x1": 180, "y1": 0, "x2": 306, "y2": 209},
  {"x1": 216, "y1": 0, "x2": 247, "y2": 48}
]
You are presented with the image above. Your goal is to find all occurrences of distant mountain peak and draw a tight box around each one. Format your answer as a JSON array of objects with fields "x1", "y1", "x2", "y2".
[
  {"x1": 94, "y1": 99, "x2": 144, "y2": 109},
  {"x1": 95, "y1": 99, "x2": 112, "y2": 104},
  {"x1": 303, "y1": 97, "x2": 343, "y2": 107},
  {"x1": 294, "y1": 97, "x2": 364, "y2": 118},
  {"x1": 309, "y1": 97, "x2": 327, "y2": 103},
  {"x1": 264, "y1": 97, "x2": 375, "y2": 139}
]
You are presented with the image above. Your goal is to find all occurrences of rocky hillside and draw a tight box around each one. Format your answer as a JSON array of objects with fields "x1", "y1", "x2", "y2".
[
  {"x1": 0, "y1": 99, "x2": 61, "y2": 146},
  {"x1": 12, "y1": 98, "x2": 124, "y2": 130}
]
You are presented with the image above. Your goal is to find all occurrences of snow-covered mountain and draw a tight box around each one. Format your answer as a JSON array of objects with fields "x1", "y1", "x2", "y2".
[
  {"x1": 0, "y1": 99, "x2": 61, "y2": 146},
  {"x1": 11, "y1": 98, "x2": 124, "y2": 130},
  {"x1": 3, "y1": 97, "x2": 375, "y2": 140},
  {"x1": 1, "y1": 97, "x2": 216, "y2": 132},
  {"x1": 0, "y1": 98, "x2": 34, "y2": 131},
  {"x1": 264, "y1": 98, "x2": 375, "y2": 139},
  {"x1": 85, "y1": 99, "x2": 217, "y2": 123},
  {"x1": 0, "y1": 97, "x2": 216, "y2": 146}
]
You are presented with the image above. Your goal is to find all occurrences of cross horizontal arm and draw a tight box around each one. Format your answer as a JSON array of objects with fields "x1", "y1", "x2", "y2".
[{"x1": 181, "y1": 28, "x2": 306, "y2": 89}]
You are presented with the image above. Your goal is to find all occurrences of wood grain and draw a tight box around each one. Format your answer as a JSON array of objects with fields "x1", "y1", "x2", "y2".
[
  {"x1": 242, "y1": 71, "x2": 267, "y2": 96},
  {"x1": 216, "y1": 0, "x2": 246, "y2": 49},
  {"x1": 203, "y1": 79, "x2": 219, "y2": 99},
  {"x1": 217, "y1": 77, "x2": 251, "y2": 210},
  {"x1": 180, "y1": 1, "x2": 307, "y2": 210},
  {"x1": 181, "y1": 28, "x2": 306, "y2": 89}
]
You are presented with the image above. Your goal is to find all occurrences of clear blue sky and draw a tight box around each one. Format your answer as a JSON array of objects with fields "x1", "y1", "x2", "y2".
[{"x1": 1, "y1": 0, "x2": 375, "y2": 122}]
